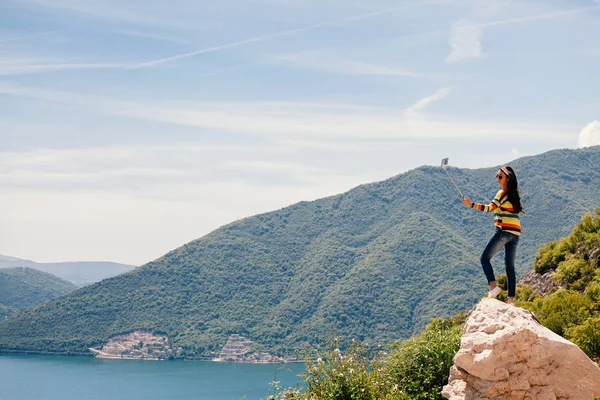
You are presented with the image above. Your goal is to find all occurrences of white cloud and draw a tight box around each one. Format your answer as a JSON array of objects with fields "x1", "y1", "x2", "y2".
[
  {"x1": 445, "y1": 21, "x2": 485, "y2": 63},
  {"x1": 445, "y1": 4, "x2": 597, "y2": 63},
  {"x1": 0, "y1": 174, "x2": 368, "y2": 264},
  {"x1": 0, "y1": 144, "x2": 352, "y2": 192},
  {"x1": 0, "y1": 145, "x2": 369, "y2": 264},
  {"x1": 1, "y1": 82, "x2": 576, "y2": 143},
  {"x1": 404, "y1": 87, "x2": 453, "y2": 114},
  {"x1": 444, "y1": 0, "x2": 503, "y2": 64},
  {"x1": 220, "y1": 160, "x2": 331, "y2": 175},
  {"x1": 577, "y1": 121, "x2": 600, "y2": 148}
]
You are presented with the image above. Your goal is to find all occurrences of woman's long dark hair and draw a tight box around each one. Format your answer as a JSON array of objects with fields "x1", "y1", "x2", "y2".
[{"x1": 501, "y1": 165, "x2": 523, "y2": 214}]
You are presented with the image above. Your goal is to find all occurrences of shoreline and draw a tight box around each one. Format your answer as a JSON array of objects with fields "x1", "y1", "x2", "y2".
[
  {"x1": 2, "y1": 349, "x2": 304, "y2": 364},
  {"x1": 89, "y1": 348, "x2": 160, "y2": 360},
  {"x1": 211, "y1": 358, "x2": 304, "y2": 364}
]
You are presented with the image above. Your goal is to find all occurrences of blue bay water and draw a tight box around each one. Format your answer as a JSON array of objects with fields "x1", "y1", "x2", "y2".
[{"x1": 0, "y1": 354, "x2": 305, "y2": 400}]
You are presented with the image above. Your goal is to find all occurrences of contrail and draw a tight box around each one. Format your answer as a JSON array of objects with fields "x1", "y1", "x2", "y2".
[
  {"x1": 0, "y1": 30, "x2": 61, "y2": 44},
  {"x1": 130, "y1": 2, "x2": 431, "y2": 69},
  {"x1": 482, "y1": 4, "x2": 599, "y2": 28}
]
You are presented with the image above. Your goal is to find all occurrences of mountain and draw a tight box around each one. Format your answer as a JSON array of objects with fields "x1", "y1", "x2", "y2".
[
  {"x1": 0, "y1": 146, "x2": 599, "y2": 357},
  {"x1": 0, "y1": 267, "x2": 77, "y2": 319},
  {"x1": 280, "y1": 207, "x2": 600, "y2": 400},
  {"x1": 0, "y1": 255, "x2": 136, "y2": 287}
]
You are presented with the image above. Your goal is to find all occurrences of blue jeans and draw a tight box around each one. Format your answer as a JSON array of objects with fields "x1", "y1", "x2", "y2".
[{"x1": 480, "y1": 228, "x2": 520, "y2": 298}]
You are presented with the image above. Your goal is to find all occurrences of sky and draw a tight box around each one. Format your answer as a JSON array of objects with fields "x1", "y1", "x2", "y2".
[{"x1": 1, "y1": 0, "x2": 599, "y2": 265}]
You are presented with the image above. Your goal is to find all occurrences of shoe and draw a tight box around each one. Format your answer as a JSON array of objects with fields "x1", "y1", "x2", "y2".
[{"x1": 488, "y1": 286, "x2": 501, "y2": 298}]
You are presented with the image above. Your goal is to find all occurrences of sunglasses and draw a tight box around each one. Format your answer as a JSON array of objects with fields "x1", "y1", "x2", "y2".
[{"x1": 496, "y1": 174, "x2": 505, "y2": 180}]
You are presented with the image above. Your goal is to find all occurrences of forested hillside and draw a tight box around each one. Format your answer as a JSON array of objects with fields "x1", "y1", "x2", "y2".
[
  {"x1": 0, "y1": 267, "x2": 77, "y2": 319},
  {"x1": 267, "y1": 208, "x2": 600, "y2": 400},
  {"x1": 0, "y1": 146, "x2": 598, "y2": 357}
]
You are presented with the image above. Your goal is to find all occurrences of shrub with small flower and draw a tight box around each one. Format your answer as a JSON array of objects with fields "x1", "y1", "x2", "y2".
[
  {"x1": 300, "y1": 337, "x2": 377, "y2": 400},
  {"x1": 377, "y1": 316, "x2": 464, "y2": 400},
  {"x1": 265, "y1": 314, "x2": 465, "y2": 400}
]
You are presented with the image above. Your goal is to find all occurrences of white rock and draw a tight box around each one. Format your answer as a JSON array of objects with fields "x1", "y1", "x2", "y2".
[{"x1": 442, "y1": 298, "x2": 600, "y2": 400}]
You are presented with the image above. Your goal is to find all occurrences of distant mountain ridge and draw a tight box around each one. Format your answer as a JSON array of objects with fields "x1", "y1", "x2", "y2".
[
  {"x1": 0, "y1": 146, "x2": 599, "y2": 358},
  {"x1": 0, "y1": 267, "x2": 77, "y2": 319},
  {"x1": 0, "y1": 256, "x2": 136, "y2": 287}
]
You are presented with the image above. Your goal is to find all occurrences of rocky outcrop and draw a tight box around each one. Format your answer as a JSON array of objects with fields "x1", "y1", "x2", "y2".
[
  {"x1": 518, "y1": 270, "x2": 561, "y2": 296},
  {"x1": 442, "y1": 299, "x2": 600, "y2": 400}
]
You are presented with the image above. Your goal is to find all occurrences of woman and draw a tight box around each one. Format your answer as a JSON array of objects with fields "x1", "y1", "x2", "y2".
[{"x1": 462, "y1": 165, "x2": 523, "y2": 304}]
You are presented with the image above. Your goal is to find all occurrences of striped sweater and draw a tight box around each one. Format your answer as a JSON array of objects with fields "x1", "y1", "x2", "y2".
[{"x1": 472, "y1": 189, "x2": 521, "y2": 235}]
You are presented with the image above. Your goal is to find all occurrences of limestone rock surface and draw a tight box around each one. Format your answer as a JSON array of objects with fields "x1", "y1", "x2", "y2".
[{"x1": 442, "y1": 298, "x2": 600, "y2": 400}]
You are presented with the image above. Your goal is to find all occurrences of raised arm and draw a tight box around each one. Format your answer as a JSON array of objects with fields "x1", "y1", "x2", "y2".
[{"x1": 463, "y1": 190, "x2": 505, "y2": 213}]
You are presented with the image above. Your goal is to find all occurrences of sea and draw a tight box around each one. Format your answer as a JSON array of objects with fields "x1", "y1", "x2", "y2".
[{"x1": 0, "y1": 354, "x2": 306, "y2": 400}]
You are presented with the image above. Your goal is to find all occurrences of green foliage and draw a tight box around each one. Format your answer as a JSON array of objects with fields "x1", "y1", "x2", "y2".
[
  {"x1": 534, "y1": 241, "x2": 565, "y2": 274},
  {"x1": 585, "y1": 279, "x2": 600, "y2": 303},
  {"x1": 268, "y1": 205, "x2": 600, "y2": 399},
  {"x1": 522, "y1": 290, "x2": 592, "y2": 336},
  {"x1": 515, "y1": 284, "x2": 539, "y2": 303},
  {"x1": 566, "y1": 317, "x2": 600, "y2": 362},
  {"x1": 535, "y1": 209, "x2": 600, "y2": 275},
  {"x1": 555, "y1": 258, "x2": 594, "y2": 291},
  {"x1": 519, "y1": 208, "x2": 600, "y2": 361},
  {"x1": 2, "y1": 147, "x2": 600, "y2": 357},
  {"x1": 380, "y1": 317, "x2": 464, "y2": 400},
  {"x1": 268, "y1": 315, "x2": 465, "y2": 400},
  {"x1": 0, "y1": 267, "x2": 77, "y2": 318},
  {"x1": 496, "y1": 274, "x2": 507, "y2": 290},
  {"x1": 301, "y1": 338, "x2": 377, "y2": 400},
  {"x1": 265, "y1": 365, "x2": 304, "y2": 400}
]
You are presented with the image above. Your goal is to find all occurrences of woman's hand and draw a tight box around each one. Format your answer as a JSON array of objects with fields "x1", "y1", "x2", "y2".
[{"x1": 462, "y1": 196, "x2": 472, "y2": 207}]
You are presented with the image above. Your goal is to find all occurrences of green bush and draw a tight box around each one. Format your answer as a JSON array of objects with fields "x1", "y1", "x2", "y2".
[
  {"x1": 300, "y1": 337, "x2": 377, "y2": 400},
  {"x1": 515, "y1": 284, "x2": 539, "y2": 303},
  {"x1": 268, "y1": 315, "x2": 464, "y2": 400},
  {"x1": 555, "y1": 258, "x2": 594, "y2": 291},
  {"x1": 534, "y1": 241, "x2": 565, "y2": 274},
  {"x1": 585, "y1": 279, "x2": 600, "y2": 303},
  {"x1": 496, "y1": 274, "x2": 507, "y2": 290},
  {"x1": 534, "y1": 209, "x2": 600, "y2": 277},
  {"x1": 379, "y1": 317, "x2": 464, "y2": 400},
  {"x1": 524, "y1": 290, "x2": 592, "y2": 337},
  {"x1": 518, "y1": 209, "x2": 600, "y2": 362},
  {"x1": 567, "y1": 317, "x2": 600, "y2": 362}
]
